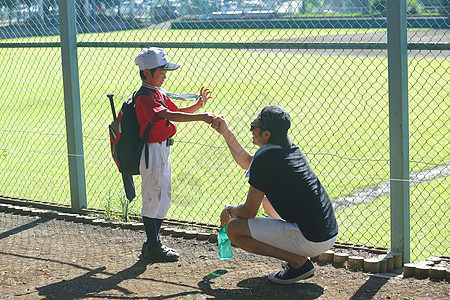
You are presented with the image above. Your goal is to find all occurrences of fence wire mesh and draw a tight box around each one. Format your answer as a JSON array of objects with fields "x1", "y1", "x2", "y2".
[{"x1": 0, "y1": 0, "x2": 449, "y2": 262}]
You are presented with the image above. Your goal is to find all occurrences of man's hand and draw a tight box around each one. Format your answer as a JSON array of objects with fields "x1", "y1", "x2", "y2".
[
  {"x1": 220, "y1": 204, "x2": 232, "y2": 226},
  {"x1": 198, "y1": 87, "x2": 212, "y2": 108},
  {"x1": 211, "y1": 115, "x2": 229, "y2": 135}
]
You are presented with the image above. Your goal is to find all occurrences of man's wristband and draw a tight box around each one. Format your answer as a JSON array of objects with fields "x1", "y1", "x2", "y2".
[{"x1": 226, "y1": 206, "x2": 233, "y2": 218}]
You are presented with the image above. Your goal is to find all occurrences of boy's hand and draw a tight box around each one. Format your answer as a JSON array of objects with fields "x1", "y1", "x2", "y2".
[
  {"x1": 202, "y1": 112, "x2": 215, "y2": 124},
  {"x1": 198, "y1": 87, "x2": 212, "y2": 108}
]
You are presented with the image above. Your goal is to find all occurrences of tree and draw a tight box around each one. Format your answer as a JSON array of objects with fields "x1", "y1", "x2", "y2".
[{"x1": 369, "y1": 0, "x2": 386, "y2": 16}]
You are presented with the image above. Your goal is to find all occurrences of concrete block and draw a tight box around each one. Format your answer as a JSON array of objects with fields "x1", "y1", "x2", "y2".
[
  {"x1": 333, "y1": 252, "x2": 349, "y2": 268},
  {"x1": 426, "y1": 256, "x2": 442, "y2": 265},
  {"x1": 348, "y1": 256, "x2": 364, "y2": 271},
  {"x1": 197, "y1": 232, "x2": 211, "y2": 240},
  {"x1": 429, "y1": 267, "x2": 447, "y2": 281},
  {"x1": 390, "y1": 251, "x2": 403, "y2": 269},
  {"x1": 318, "y1": 250, "x2": 334, "y2": 263},
  {"x1": 379, "y1": 258, "x2": 387, "y2": 273},
  {"x1": 364, "y1": 258, "x2": 380, "y2": 273},
  {"x1": 402, "y1": 263, "x2": 416, "y2": 278},
  {"x1": 183, "y1": 230, "x2": 197, "y2": 239},
  {"x1": 414, "y1": 265, "x2": 431, "y2": 279}
]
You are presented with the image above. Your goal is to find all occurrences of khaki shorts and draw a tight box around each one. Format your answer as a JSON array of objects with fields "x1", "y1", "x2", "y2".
[{"x1": 248, "y1": 217, "x2": 337, "y2": 257}]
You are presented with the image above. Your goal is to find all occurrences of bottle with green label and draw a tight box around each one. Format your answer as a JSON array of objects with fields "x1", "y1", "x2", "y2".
[{"x1": 218, "y1": 225, "x2": 233, "y2": 260}]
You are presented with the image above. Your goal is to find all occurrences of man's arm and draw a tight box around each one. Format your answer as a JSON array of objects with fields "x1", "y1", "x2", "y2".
[
  {"x1": 262, "y1": 197, "x2": 281, "y2": 219},
  {"x1": 220, "y1": 185, "x2": 265, "y2": 225},
  {"x1": 212, "y1": 116, "x2": 253, "y2": 170},
  {"x1": 157, "y1": 110, "x2": 213, "y2": 124}
]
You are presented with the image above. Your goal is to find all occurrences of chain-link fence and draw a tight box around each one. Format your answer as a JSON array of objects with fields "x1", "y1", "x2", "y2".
[{"x1": 0, "y1": 0, "x2": 448, "y2": 262}]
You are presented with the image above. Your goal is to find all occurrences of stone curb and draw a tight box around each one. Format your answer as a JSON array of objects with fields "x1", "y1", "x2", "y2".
[
  {"x1": 0, "y1": 203, "x2": 218, "y2": 242},
  {"x1": 316, "y1": 249, "x2": 404, "y2": 274},
  {"x1": 403, "y1": 256, "x2": 450, "y2": 281}
]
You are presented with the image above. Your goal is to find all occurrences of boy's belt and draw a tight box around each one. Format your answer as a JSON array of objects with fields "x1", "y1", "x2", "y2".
[{"x1": 159, "y1": 137, "x2": 174, "y2": 147}]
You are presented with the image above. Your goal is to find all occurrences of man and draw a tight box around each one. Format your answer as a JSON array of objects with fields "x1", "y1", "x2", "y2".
[
  {"x1": 211, "y1": 106, "x2": 338, "y2": 284},
  {"x1": 134, "y1": 47, "x2": 214, "y2": 262}
]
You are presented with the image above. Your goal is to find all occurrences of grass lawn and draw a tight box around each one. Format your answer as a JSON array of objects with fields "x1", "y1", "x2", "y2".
[{"x1": 0, "y1": 28, "x2": 448, "y2": 261}]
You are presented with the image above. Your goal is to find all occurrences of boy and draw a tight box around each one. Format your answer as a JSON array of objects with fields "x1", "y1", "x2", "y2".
[{"x1": 134, "y1": 47, "x2": 214, "y2": 262}]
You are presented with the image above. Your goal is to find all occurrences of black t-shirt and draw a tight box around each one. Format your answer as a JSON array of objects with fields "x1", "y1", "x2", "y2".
[{"x1": 248, "y1": 145, "x2": 338, "y2": 242}]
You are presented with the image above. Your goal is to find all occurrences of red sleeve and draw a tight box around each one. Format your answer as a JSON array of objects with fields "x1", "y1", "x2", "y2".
[
  {"x1": 135, "y1": 94, "x2": 166, "y2": 136},
  {"x1": 164, "y1": 94, "x2": 179, "y2": 112},
  {"x1": 135, "y1": 91, "x2": 178, "y2": 142}
]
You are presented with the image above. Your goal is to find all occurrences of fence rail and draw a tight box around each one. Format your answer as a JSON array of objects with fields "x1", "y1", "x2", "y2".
[{"x1": 2, "y1": 41, "x2": 449, "y2": 51}]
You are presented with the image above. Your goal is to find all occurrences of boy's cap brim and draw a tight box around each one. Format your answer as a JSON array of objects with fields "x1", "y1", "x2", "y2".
[{"x1": 158, "y1": 62, "x2": 180, "y2": 71}]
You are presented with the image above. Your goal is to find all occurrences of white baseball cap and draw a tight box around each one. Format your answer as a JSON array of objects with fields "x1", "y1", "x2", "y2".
[{"x1": 135, "y1": 47, "x2": 180, "y2": 71}]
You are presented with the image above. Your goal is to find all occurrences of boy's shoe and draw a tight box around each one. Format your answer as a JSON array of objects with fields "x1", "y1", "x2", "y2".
[
  {"x1": 141, "y1": 243, "x2": 179, "y2": 263},
  {"x1": 160, "y1": 243, "x2": 179, "y2": 256},
  {"x1": 268, "y1": 260, "x2": 315, "y2": 285},
  {"x1": 141, "y1": 242, "x2": 180, "y2": 257}
]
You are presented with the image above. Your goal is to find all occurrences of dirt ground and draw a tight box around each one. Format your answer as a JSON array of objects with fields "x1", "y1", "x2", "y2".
[{"x1": 0, "y1": 211, "x2": 448, "y2": 300}]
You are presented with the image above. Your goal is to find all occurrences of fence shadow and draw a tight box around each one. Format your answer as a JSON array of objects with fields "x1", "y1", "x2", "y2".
[
  {"x1": 350, "y1": 276, "x2": 389, "y2": 300},
  {"x1": 36, "y1": 259, "x2": 149, "y2": 299},
  {"x1": 0, "y1": 216, "x2": 53, "y2": 240}
]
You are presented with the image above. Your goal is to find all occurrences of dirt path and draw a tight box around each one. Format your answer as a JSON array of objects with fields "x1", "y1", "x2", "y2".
[
  {"x1": 0, "y1": 211, "x2": 448, "y2": 299},
  {"x1": 333, "y1": 163, "x2": 450, "y2": 210},
  {"x1": 254, "y1": 29, "x2": 449, "y2": 58}
]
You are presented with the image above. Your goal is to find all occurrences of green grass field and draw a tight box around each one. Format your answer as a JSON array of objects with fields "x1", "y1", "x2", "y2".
[{"x1": 0, "y1": 28, "x2": 448, "y2": 261}]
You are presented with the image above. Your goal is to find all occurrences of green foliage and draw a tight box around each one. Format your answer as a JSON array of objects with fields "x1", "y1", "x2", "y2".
[
  {"x1": 407, "y1": 0, "x2": 424, "y2": 14},
  {"x1": 369, "y1": 0, "x2": 386, "y2": 16},
  {"x1": 104, "y1": 192, "x2": 113, "y2": 220},
  {"x1": 0, "y1": 149, "x2": 7, "y2": 161},
  {"x1": 119, "y1": 195, "x2": 130, "y2": 222},
  {"x1": 370, "y1": 0, "x2": 424, "y2": 16},
  {"x1": 101, "y1": 191, "x2": 133, "y2": 222},
  {"x1": 304, "y1": 0, "x2": 325, "y2": 14}
]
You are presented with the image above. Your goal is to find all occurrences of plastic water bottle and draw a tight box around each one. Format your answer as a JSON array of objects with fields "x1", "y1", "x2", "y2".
[{"x1": 218, "y1": 225, "x2": 233, "y2": 260}]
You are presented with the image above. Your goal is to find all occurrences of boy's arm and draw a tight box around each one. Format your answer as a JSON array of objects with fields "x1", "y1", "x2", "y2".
[
  {"x1": 157, "y1": 110, "x2": 214, "y2": 124},
  {"x1": 177, "y1": 102, "x2": 202, "y2": 114},
  {"x1": 213, "y1": 116, "x2": 253, "y2": 170}
]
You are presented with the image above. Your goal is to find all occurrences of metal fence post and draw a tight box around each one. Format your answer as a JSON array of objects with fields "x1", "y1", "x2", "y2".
[
  {"x1": 387, "y1": 0, "x2": 410, "y2": 263},
  {"x1": 58, "y1": 0, "x2": 87, "y2": 212}
]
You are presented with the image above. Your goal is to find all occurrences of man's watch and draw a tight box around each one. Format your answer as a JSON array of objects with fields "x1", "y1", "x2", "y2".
[{"x1": 226, "y1": 206, "x2": 233, "y2": 218}]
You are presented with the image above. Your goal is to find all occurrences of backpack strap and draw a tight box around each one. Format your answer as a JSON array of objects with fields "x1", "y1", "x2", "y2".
[
  {"x1": 133, "y1": 88, "x2": 158, "y2": 170},
  {"x1": 137, "y1": 87, "x2": 170, "y2": 126},
  {"x1": 142, "y1": 123, "x2": 153, "y2": 170},
  {"x1": 135, "y1": 87, "x2": 168, "y2": 108}
]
